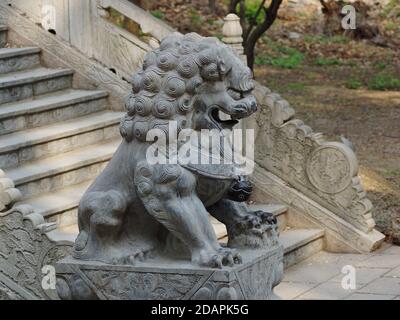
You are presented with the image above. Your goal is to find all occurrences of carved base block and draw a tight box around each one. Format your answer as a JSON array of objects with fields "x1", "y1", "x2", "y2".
[{"x1": 55, "y1": 245, "x2": 284, "y2": 300}]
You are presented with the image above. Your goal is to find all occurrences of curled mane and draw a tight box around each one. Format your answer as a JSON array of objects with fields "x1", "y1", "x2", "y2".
[{"x1": 120, "y1": 32, "x2": 248, "y2": 142}]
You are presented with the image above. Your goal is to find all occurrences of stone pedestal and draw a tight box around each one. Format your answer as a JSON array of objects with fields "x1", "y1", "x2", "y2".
[{"x1": 56, "y1": 245, "x2": 283, "y2": 300}]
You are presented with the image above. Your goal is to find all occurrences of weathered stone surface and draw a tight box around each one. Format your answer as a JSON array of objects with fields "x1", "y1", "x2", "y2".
[
  {"x1": 0, "y1": 68, "x2": 73, "y2": 104},
  {"x1": 0, "y1": 204, "x2": 73, "y2": 299},
  {"x1": 280, "y1": 228, "x2": 324, "y2": 268},
  {"x1": 0, "y1": 89, "x2": 109, "y2": 135},
  {"x1": 0, "y1": 25, "x2": 7, "y2": 47},
  {"x1": 252, "y1": 165, "x2": 384, "y2": 253},
  {"x1": 0, "y1": 111, "x2": 122, "y2": 169},
  {"x1": 0, "y1": 47, "x2": 40, "y2": 73},
  {"x1": 9, "y1": 146, "x2": 113, "y2": 200},
  {"x1": 56, "y1": 246, "x2": 283, "y2": 300}
]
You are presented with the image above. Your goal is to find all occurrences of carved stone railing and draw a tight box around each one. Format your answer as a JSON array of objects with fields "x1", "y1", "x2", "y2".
[
  {"x1": 248, "y1": 85, "x2": 384, "y2": 252},
  {"x1": 222, "y1": 14, "x2": 384, "y2": 253},
  {"x1": 5, "y1": 0, "x2": 174, "y2": 81},
  {"x1": 0, "y1": 170, "x2": 73, "y2": 300}
]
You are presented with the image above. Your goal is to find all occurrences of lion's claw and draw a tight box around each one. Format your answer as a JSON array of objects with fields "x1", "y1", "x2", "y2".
[
  {"x1": 211, "y1": 255, "x2": 223, "y2": 269},
  {"x1": 254, "y1": 210, "x2": 277, "y2": 225},
  {"x1": 196, "y1": 247, "x2": 242, "y2": 269}
]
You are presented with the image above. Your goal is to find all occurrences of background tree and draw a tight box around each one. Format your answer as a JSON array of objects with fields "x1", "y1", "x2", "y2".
[{"x1": 229, "y1": 0, "x2": 283, "y2": 70}]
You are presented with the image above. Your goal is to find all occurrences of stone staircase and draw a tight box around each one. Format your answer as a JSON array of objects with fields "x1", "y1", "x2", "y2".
[
  {"x1": 214, "y1": 204, "x2": 325, "y2": 268},
  {"x1": 0, "y1": 26, "x2": 123, "y2": 233}
]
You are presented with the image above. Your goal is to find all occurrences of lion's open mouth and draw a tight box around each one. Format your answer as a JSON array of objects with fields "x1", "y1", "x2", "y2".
[{"x1": 210, "y1": 108, "x2": 239, "y2": 129}]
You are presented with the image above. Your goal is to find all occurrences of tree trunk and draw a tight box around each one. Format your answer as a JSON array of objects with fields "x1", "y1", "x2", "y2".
[
  {"x1": 208, "y1": 0, "x2": 216, "y2": 11},
  {"x1": 244, "y1": 0, "x2": 282, "y2": 70}
]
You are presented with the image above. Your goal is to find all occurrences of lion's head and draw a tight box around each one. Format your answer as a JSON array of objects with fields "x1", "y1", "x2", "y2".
[{"x1": 120, "y1": 32, "x2": 257, "y2": 142}]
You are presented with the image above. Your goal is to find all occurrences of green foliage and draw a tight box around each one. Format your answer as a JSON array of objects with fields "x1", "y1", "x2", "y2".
[
  {"x1": 206, "y1": 18, "x2": 216, "y2": 25},
  {"x1": 313, "y1": 57, "x2": 341, "y2": 66},
  {"x1": 346, "y1": 60, "x2": 358, "y2": 67},
  {"x1": 151, "y1": 10, "x2": 165, "y2": 20},
  {"x1": 238, "y1": 0, "x2": 266, "y2": 25},
  {"x1": 385, "y1": 21, "x2": 399, "y2": 31},
  {"x1": 284, "y1": 82, "x2": 307, "y2": 91},
  {"x1": 374, "y1": 61, "x2": 387, "y2": 70},
  {"x1": 368, "y1": 74, "x2": 400, "y2": 91},
  {"x1": 189, "y1": 8, "x2": 203, "y2": 28},
  {"x1": 256, "y1": 38, "x2": 304, "y2": 69},
  {"x1": 381, "y1": 0, "x2": 400, "y2": 18},
  {"x1": 109, "y1": 8, "x2": 125, "y2": 28},
  {"x1": 255, "y1": 48, "x2": 304, "y2": 69},
  {"x1": 345, "y1": 78, "x2": 362, "y2": 90}
]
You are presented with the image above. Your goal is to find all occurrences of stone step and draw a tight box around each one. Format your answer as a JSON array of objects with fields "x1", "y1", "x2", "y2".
[
  {"x1": 280, "y1": 228, "x2": 325, "y2": 268},
  {"x1": 0, "y1": 47, "x2": 41, "y2": 73},
  {"x1": 24, "y1": 180, "x2": 92, "y2": 227},
  {"x1": 0, "y1": 26, "x2": 7, "y2": 47},
  {"x1": 212, "y1": 203, "x2": 289, "y2": 239},
  {"x1": 0, "y1": 89, "x2": 109, "y2": 135},
  {"x1": 6, "y1": 139, "x2": 120, "y2": 200},
  {"x1": 0, "y1": 111, "x2": 123, "y2": 169},
  {"x1": 0, "y1": 67, "x2": 73, "y2": 104}
]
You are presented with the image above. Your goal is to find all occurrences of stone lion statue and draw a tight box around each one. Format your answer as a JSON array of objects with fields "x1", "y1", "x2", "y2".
[{"x1": 73, "y1": 32, "x2": 278, "y2": 268}]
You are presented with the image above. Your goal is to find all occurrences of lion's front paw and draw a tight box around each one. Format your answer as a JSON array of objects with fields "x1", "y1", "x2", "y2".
[
  {"x1": 253, "y1": 210, "x2": 277, "y2": 225},
  {"x1": 234, "y1": 210, "x2": 277, "y2": 235},
  {"x1": 193, "y1": 247, "x2": 242, "y2": 269},
  {"x1": 227, "y1": 210, "x2": 279, "y2": 249}
]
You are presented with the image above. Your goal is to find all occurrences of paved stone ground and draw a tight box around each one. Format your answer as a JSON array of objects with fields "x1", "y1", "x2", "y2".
[{"x1": 275, "y1": 243, "x2": 400, "y2": 300}]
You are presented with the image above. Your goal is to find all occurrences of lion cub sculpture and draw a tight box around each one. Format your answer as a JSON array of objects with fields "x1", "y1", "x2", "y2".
[{"x1": 73, "y1": 32, "x2": 279, "y2": 268}]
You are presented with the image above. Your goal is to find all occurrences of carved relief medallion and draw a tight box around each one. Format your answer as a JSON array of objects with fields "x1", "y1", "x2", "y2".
[{"x1": 306, "y1": 142, "x2": 358, "y2": 194}]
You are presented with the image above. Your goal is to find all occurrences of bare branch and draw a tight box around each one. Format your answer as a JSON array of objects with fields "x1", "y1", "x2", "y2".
[
  {"x1": 243, "y1": 0, "x2": 267, "y2": 42},
  {"x1": 229, "y1": 0, "x2": 242, "y2": 14}
]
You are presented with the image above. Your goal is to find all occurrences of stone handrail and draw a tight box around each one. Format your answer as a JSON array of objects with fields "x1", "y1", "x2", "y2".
[
  {"x1": 6, "y1": 0, "x2": 175, "y2": 80},
  {"x1": 98, "y1": 0, "x2": 174, "y2": 42},
  {"x1": 0, "y1": 204, "x2": 73, "y2": 299},
  {"x1": 0, "y1": 169, "x2": 73, "y2": 299}
]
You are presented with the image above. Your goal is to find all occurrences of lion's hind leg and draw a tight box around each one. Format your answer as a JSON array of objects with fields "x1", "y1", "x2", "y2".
[{"x1": 73, "y1": 190, "x2": 127, "y2": 261}]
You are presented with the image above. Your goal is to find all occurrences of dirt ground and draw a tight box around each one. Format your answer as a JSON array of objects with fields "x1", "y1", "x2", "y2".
[{"x1": 144, "y1": 0, "x2": 400, "y2": 242}]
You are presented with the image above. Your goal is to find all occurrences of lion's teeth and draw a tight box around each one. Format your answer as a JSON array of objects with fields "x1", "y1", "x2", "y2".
[{"x1": 218, "y1": 111, "x2": 231, "y2": 121}]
